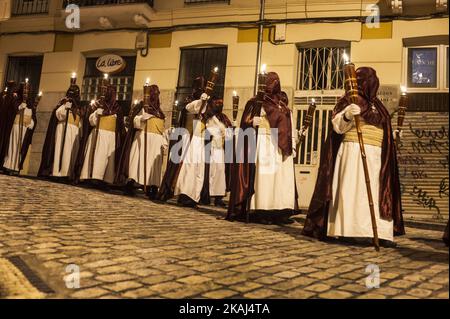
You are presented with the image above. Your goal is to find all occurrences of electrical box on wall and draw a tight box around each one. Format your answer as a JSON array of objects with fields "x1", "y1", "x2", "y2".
[
  {"x1": 135, "y1": 32, "x2": 148, "y2": 50},
  {"x1": 274, "y1": 23, "x2": 287, "y2": 42},
  {"x1": 0, "y1": 0, "x2": 11, "y2": 21}
]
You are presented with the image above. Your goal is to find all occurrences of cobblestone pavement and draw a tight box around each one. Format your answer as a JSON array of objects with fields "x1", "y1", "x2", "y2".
[{"x1": 0, "y1": 174, "x2": 448, "y2": 299}]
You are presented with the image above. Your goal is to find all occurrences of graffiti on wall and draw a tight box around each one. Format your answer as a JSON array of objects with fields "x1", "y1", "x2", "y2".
[{"x1": 396, "y1": 114, "x2": 449, "y2": 219}]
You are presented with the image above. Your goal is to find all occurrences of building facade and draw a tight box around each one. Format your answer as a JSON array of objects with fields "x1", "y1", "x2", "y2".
[{"x1": 0, "y1": 0, "x2": 448, "y2": 220}]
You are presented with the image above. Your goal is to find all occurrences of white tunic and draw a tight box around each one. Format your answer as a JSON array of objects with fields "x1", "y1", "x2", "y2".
[
  {"x1": 174, "y1": 99, "x2": 206, "y2": 203},
  {"x1": 327, "y1": 109, "x2": 394, "y2": 241},
  {"x1": 250, "y1": 109, "x2": 297, "y2": 211},
  {"x1": 3, "y1": 105, "x2": 35, "y2": 172},
  {"x1": 206, "y1": 116, "x2": 229, "y2": 197},
  {"x1": 128, "y1": 110, "x2": 169, "y2": 187},
  {"x1": 52, "y1": 103, "x2": 82, "y2": 177},
  {"x1": 80, "y1": 111, "x2": 118, "y2": 184}
]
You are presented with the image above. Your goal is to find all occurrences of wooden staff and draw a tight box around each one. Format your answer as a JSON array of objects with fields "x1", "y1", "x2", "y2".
[
  {"x1": 59, "y1": 75, "x2": 77, "y2": 172},
  {"x1": 143, "y1": 83, "x2": 152, "y2": 194},
  {"x1": 296, "y1": 98, "x2": 317, "y2": 163},
  {"x1": 198, "y1": 67, "x2": 219, "y2": 119},
  {"x1": 245, "y1": 65, "x2": 268, "y2": 223},
  {"x1": 344, "y1": 60, "x2": 380, "y2": 252},
  {"x1": 89, "y1": 74, "x2": 108, "y2": 179},
  {"x1": 396, "y1": 87, "x2": 408, "y2": 148},
  {"x1": 17, "y1": 79, "x2": 30, "y2": 174}
]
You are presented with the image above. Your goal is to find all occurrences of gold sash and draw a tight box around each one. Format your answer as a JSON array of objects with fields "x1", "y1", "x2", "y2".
[
  {"x1": 344, "y1": 121, "x2": 383, "y2": 147},
  {"x1": 14, "y1": 114, "x2": 32, "y2": 127},
  {"x1": 145, "y1": 117, "x2": 165, "y2": 135},
  {"x1": 68, "y1": 113, "x2": 81, "y2": 127},
  {"x1": 258, "y1": 116, "x2": 272, "y2": 134},
  {"x1": 98, "y1": 115, "x2": 116, "y2": 132},
  {"x1": 193, "y1": 120, "x2": 206, "y2": 137}
]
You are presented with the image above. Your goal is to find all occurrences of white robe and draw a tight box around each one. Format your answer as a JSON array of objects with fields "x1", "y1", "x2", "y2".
[
  {"x1": 327, "y1": 109, "x2": 394, "y2": 241},
  {"x1": 3, "y1": 106, "x2": 35, "y2": 172},
  {"x1": 128, "y1": 110, "x2": 169, "y2": 187},
  {"x1": 80, "y1": 112, "x2": 118, "y2": 184},
  {"x1": 52, "y1": 104, "x2": 82, "y2": 177},
  {"x1": 250, "y1": 109, "x2": 297, "y2": 211},
  {"x1": 206, "y1": 116, "x2": 229, "y2": 197},
  {"x1": 174, "y1": 99, "x2": 206, "y2": 203}
]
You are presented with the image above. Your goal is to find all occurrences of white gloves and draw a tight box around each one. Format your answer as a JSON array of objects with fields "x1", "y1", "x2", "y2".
[
  {"x1": 18, "y1": 102, "x2": 27, "y2": 111},
  {"x1": 200, "y1": 93, "x2": 210, "y2": 101},
  {"x1": 344, "y1": 104, "x2": 361, "y2": 121},
  {"x1": 253, "y1": 116, "x2": 262, "y2": 128},
  {"x1": 141, "y1": 111, "x2": 152, "y2": 121},
  {"x1": 394, "y1": 129, "x2": 404, "y2": 140},
  {"x1": 64, "y1": 102, "x2": 72, "y2": 110},
  {"x1": 96, "y1": 108, "x2": 104, "y2": 116}
]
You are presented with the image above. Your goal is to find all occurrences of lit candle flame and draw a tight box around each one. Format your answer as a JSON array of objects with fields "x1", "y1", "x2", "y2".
[
  {"x1": 134, "y1": 99, "x2": 139, "y2": 105},
  {"x1": 401, "y1": 85, "x2": 407, "y2": 95},
  {"x1": 311, "y1": 98, "x2": 316, "y2": 104},
  {"x1": 38, "y1": 91, "x2": 43, "y2": 97},
  {"x1": 71, "y1": 72, "x2": 77, "y2": 79},
  {"x1": 214, "y1": 66, "x2": 219, "y2": 73},
  {"x1": 25, "y1": 78, "x2": 29, "y2": 84},
  {"x1": 343, "y1": 52, "x2": 350, "y2": 65},
  {"x1": 90, "y1": 100, "x2": 95, "y2": 106},
  {"x1": 175, "y1": 100, "x2": 179, "y2": 106},
  {"x1": 103, "y1": 74, "x2": 109, "y2": 80},
  {"x1": 145, "y1": 77, "x2": 150, "y2": 85},
  {"x1": 233, "y1": 90, "x2": 237, "y2": 97},
  {"x1": 260, "y1": 64, "x2": 267, "y2": 74}
]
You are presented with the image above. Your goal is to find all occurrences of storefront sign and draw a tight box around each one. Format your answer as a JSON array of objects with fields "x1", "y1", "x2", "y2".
[
  {"x1": 96, "y1": 54, "x2": 126, "y2": 74},
  {"x1": 378, "y1": 85, "x2": 400, "y2": 114}
]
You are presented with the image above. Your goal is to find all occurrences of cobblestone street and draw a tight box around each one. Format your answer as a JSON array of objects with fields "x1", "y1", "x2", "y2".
[{"x1": 0, "y1": 174, "x2": 448, "y2": 299}]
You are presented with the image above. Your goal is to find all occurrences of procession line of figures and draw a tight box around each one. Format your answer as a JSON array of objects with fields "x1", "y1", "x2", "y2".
[{"x1": 0, "y1": 69, "x2": 448, "y2": 248}]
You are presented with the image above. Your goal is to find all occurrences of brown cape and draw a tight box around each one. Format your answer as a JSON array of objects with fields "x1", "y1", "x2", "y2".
[
  {"x1": 227, "y1": 72, "x2": 295, "y2": 219},
  {"x1": 302, "y1": 67, "x2": 405, "y2": 240},
  {"x1": 115, "y1": 85, "x2": 165, "y2": 186},
  {"x1": 38, "y1": 97, "x2": 81, "y2": 178},
  {"x1": 71, "y1": 86, "x2": 125, "y2": 183}
]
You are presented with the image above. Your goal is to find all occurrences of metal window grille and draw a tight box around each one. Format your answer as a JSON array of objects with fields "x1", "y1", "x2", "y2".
[
  {"x1": 4, "y1": 55, "x2": 44, "y2": 100},
  {"x1": 175, "y1": 47, "x2": 228, "y2": 104},
  {"x1": 81, "y1": 56, "x2": 136, "y2": 114},
  {"x1": 62, "y1": 0, "x2": 154, "y2": 8},
  {"x1": 298, "y1": 47, "x2": 348, "y2": 91},
  {"x1": 11, "y1": 0, "x2": 49, "y2": 16},
  {"x1": 294, "y1": 96, "x2": 341, "y2": 165},
  {"x1": 184, "y1": 0, "x2": 229, "y2": 4}
]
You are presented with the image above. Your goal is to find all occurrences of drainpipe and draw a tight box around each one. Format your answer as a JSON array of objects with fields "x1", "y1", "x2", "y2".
[{"x1": 253, "y1": 0, "x2": 265, "y2": 96}]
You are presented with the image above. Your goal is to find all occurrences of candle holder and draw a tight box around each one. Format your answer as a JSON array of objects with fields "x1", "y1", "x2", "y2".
[
  {"x1": 205, "y1": 67, "x2": 219, "y2": 96},
  {"x1": 71, "y1": 73, "x2": 77, "y2": 86},
  {"x1": 171, "y1": 100, "x2": 179, "y2": 128},
  {"x1": 396, "y1": 87, "x2": 408, "y2": 144},
  {"x1": 343, "y1": 62, "x2": 359, "y2": 105},
  {"x1": 299, "y1": 98, "x2": 317, "y2": 145},
  {"x1": 232, "y1": 91, "x2": 239, "y2": 124}
]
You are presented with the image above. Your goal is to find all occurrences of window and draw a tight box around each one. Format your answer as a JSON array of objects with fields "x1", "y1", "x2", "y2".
[
  {"x1": 405, "y1": 45, "x2": 449, "y2": 92},
  {"x1": 4, "y1": 55, "x2": 43, "y2": 99},
  {"x1": 297, "y1": 47, "x2": 348, "y2": 91},
  {"x1": 12, "y1": 0, "x2": 49, "y2": 16},
  {"x1": 63, "y1": 0, "x2": 153, "y2": 8},
  {"x1": 81, "y1": 56, "x2": 136, "y2": 114},
  {"x1": 175, "y1": 47, "x2": 228, "y2": 103}
]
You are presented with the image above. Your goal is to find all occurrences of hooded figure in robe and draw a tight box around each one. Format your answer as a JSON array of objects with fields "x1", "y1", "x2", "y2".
[
  {"x1": 38, "y1": 80, "x2": 83, "y2": 179},
  {"x1": 302, "y1": 67, "x2": 405, "y2": 245},
  {"x1": 0, "y1": 81, "x2": 20, "y2": 170},
  {"x1": 156, "y1": 76, "x2": 206, "y2": 202},
  {"x1": 3, "y1": 82, "x2": 38, "y2": 174},
  {"x1": 116, "y1": 84, "x2": 169, "y2": 198},
  {"x1": 198, "y1": 98, "x2": 232, "y2": 207},
  {"x1": 79, "y1": 84, "x2": 125, "y2": 185},
  {"x1": 227, "y1": 72, "x2": 298, "y2": 224}
]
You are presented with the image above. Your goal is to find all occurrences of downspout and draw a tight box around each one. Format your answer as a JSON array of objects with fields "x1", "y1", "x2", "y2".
[{"x1": 253, "y1": 0, "x2": 265, "y2": 96}]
